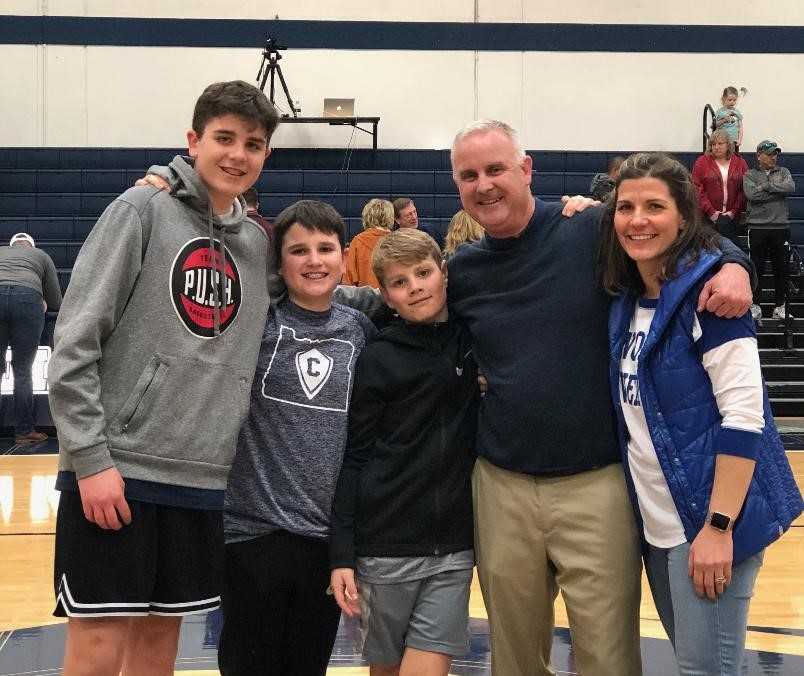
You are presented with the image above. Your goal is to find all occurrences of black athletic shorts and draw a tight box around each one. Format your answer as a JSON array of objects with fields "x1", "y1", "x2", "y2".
[{"x1": 53, "y1": 490, "x2": 223, "y2": 618}]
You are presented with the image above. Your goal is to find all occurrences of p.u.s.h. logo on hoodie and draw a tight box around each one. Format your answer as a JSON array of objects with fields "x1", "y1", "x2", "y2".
[{"x1": 170, "y1": 237, "x2": 242, "y2": 338}]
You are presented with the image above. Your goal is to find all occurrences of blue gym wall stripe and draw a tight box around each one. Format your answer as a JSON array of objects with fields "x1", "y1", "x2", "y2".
[{"x1": 2, "y1": 15, "x2": 803, "y2": 53}]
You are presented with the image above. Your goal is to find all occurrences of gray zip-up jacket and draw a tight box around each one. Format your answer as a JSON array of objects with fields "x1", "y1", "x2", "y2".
[
  {"x1": 743, "y1": 166, "x2": 797, "y2": 227},
  {"x1": 49, "y1": 156, "x2": 271, "y2": 495}
]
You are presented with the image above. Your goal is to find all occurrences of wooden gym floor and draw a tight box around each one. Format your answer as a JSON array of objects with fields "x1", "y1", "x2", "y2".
[{"x1": 1, "y1": 449, "x2": 802, "y2": 675}]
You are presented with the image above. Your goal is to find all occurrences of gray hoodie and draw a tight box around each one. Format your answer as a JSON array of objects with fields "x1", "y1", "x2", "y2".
[{"x1": 49, "y1": 156, "x2": 271, "y2": 499}]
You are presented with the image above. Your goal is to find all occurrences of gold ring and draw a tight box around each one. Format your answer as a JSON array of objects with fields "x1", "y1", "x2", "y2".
[{"x1": 715, "y1": 577, "x2": 727, "y2": 584}]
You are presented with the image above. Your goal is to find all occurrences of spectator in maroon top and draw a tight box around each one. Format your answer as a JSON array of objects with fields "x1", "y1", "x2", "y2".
[
  {"x1": 692, "y1": 130, "x2": 749, "y2": 246},
  {"x1": 242, "y1": 188, "x2": 274, "y2": 240}
]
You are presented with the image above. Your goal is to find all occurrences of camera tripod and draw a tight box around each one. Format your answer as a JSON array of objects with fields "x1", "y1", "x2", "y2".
[{"x1": 256, "y1": 36, "x2": 300, "y2": 117}]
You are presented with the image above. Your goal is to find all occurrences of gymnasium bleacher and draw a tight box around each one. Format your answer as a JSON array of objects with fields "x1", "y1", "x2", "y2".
[{"x1": 2, "y1": 146, "x2": 804, "y2": 418}]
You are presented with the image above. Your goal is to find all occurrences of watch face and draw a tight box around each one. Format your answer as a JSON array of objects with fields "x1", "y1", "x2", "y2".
[{"x1": 710, "y1": 512, "x2": 731, "y2": 531}]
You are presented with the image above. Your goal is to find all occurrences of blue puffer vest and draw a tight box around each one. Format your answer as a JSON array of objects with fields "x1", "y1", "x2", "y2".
[{"x1": 608, "y1": 250, "x2": 803, "y2": 564}]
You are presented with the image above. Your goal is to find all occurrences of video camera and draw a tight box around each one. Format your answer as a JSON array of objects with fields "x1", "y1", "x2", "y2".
[{"x1": 263, "y1": 36, "x2": 287, "y2": 55}]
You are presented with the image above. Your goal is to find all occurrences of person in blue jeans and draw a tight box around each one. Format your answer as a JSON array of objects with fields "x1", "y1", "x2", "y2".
[
  {"x1": 600, "y1": 153, "x2": 802, "y2": 675},
  {"x1": 0, "y1": 233, "x2": 62, "y2": 443}
]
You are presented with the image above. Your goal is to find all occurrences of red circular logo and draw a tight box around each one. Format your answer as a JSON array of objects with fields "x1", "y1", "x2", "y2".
[{"x1": 170, "y1": 238, "x2": 242, "y2": 338}]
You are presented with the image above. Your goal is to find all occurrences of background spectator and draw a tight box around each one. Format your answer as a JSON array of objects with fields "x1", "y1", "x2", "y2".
[
  {"x1": 0, "y1": 232, "x2": 62, "y2": 443},
  {"x1": 343, "y1": 198, "x2": 394, "y2": 288},
  {"x1": 443, "y1": 209, "x2": 484, "y2": 259},
  {"x1": 744, "y1": 140, "x2": 797, "y2": 320},
  {"x1": 242, "y1": 187, "x2": 274, "y2": 240},
  {"x1": 692, "y1": 129, "x2": 749, "y2": 246},
  {"x1": 392, "y1": 197, "x2": 445, "y2": 249},
  {"x1": 590, "y1": 156, "x2": 625, "y2": 202}
]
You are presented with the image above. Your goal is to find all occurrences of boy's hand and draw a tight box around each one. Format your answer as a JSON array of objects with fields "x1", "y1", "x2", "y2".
[
  {"x1": 560, "y1": 195, "x2": 600, "y2": 216},
  {"x1": 135, "y1": 174, "x2": 170, "y2": 191},
  {"x1": 77, "y1": 467, "x2": 132, "y2": 530},
  {"x1": 330, "y1": 568, "x2": 361, "y2": 617},
  {"x1": 478, "y1": 374, "x2": 488, "y2": 394}
]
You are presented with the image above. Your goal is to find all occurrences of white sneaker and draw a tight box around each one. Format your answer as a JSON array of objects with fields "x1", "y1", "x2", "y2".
[
  {"x1": 750, "y1": 304, "x2": 763, "y2": 321},
  {"x1": 773, "y1": 305, "x2": 794, "y2": 319}
]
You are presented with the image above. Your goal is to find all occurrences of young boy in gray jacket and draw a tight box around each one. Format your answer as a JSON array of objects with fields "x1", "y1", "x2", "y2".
[{"x1": 48, "y1": 80, "x2": 278, "y2": 676}]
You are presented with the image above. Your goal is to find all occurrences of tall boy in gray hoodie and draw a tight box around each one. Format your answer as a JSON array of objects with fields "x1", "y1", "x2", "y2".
[{"x1": 48, "y1": 80, "x2": 278, "y2": 676}]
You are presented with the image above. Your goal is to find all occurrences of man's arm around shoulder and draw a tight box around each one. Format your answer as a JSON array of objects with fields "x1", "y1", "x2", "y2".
[{"x1": 696, "y1": 237, "x2": 755, "y2": 318}]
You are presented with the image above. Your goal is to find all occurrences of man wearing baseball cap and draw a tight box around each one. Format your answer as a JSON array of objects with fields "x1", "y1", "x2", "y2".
[
  {"x1": 744, "y1": 140, "x2": 797, "y2": 320},
  {"x1": 0, "y1": 232, "x2": 62, "y2": 443}
]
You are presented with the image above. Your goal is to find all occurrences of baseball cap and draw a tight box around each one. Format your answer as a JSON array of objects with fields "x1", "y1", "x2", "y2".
[
  {"x1": 10, "y1": 232, "x2": 35, "y2": 247},
  {"x1": 756, "y1": 140, "x2": 781, "y2": 155}
]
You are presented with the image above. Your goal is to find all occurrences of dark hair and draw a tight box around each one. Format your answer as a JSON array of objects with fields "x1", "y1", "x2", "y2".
[
  {"x1": 392, "y1": 197, "x2": 413, "y2": 219},
  {"x1": 242, "y1": 187, "x2": 259, "y2": 208},
  {"x1": 721, "y1": 86, "x2": 739, "y2": 102},
  {"x1": 192, "y1": 80, "x2": 280, "y2": 141},
  {"x1": 599, "y1": 152, "x2": 719, "y2": 296},
  {"x1": 272, "y1": 200, "x2": 346, "y2": 268}
]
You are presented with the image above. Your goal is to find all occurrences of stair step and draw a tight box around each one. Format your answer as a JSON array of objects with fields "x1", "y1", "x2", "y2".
[
  {"x1": 762, "y1": 363, "x2": 804, "y2": 380},
  {"x1": 770, "y1": 399, "x2": 804, "y2": 416},
  {"x1": 767, "y1": 383, "x2": 804, "y2": 397},
  {"x1": 757, "y1": 332, "x2": 804, "y2": 349},
  {"x1": 759, "y1": 347, "x2": 804, "y2": 358},
  {"x1": 755, "y1": 317, "x2": 804, "y2": 330}
]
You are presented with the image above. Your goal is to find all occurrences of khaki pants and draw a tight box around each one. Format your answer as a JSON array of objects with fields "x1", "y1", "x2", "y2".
[{"x1": 473, "y1": 457, "x2": 642, "y2": 676}]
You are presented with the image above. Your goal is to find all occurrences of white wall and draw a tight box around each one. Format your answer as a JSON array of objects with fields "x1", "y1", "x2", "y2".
[
  {"x1": 2, "y1": 2, "x2": 803, "y2": 150},
  {"x1": 5, "y1": 1, "x2": 804, "y2": 25}
]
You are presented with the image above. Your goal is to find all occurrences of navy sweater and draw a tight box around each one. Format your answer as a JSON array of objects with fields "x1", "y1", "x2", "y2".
[{"x1": 448, "y1": 199, "x2": 618, "y2": 475}]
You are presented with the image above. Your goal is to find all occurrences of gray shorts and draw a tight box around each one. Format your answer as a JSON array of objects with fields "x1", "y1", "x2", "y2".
[{"x1": 358, "y1": 567, "x2": 472, "y2": 664}]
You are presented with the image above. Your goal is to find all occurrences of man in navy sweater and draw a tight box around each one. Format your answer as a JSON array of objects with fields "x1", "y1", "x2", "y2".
[{"x1": 447, "y1": 120, "x2": 753, "y2": 676}]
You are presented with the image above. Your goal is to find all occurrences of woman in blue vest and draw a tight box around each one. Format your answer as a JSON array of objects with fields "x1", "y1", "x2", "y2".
[{"x1": 600, "y1": 152, "x2": 802, "y2": 675}]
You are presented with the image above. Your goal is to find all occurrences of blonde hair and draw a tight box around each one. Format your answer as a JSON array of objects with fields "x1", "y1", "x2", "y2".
[
  {"x1": 361, "y1": 198, "x2": 394, "y2": 231},
  {"x1": 371, "y1": 228, "x2": 442, "y2": 287},
  {"x1": 707, "y1": 129, "x2": 734, "y2": 158},
  {"x1": 444, "y1": 210, "x2": 484, "y2": 256}
]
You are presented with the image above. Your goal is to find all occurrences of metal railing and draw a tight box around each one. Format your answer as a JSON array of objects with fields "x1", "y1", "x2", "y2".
[{"x1": 702, "y1": 104, "x2": 716, "y2": 152}]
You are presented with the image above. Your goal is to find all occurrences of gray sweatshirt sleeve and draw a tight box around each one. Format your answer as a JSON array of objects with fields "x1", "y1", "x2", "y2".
[
  {"x1": 333, "y1": 285, "x2": 392, "y2": 323},
  {"x1": 41, "y1": 252, "x2": 62, "y2": 310},
  {"x1": 743, "y1": 172, "x2": 774, "y2": 203},
  {"x1": 48, "y1": 199, "x2": 147, "y2": 479},
  {"x1": 768, "y1": 168, "x2": 796, "y2": 195}
]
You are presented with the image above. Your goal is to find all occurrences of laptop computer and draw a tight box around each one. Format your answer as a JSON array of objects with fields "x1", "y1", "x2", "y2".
[{"x1": 323, "y1": 98, "x2": 355, "y2": 118}]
